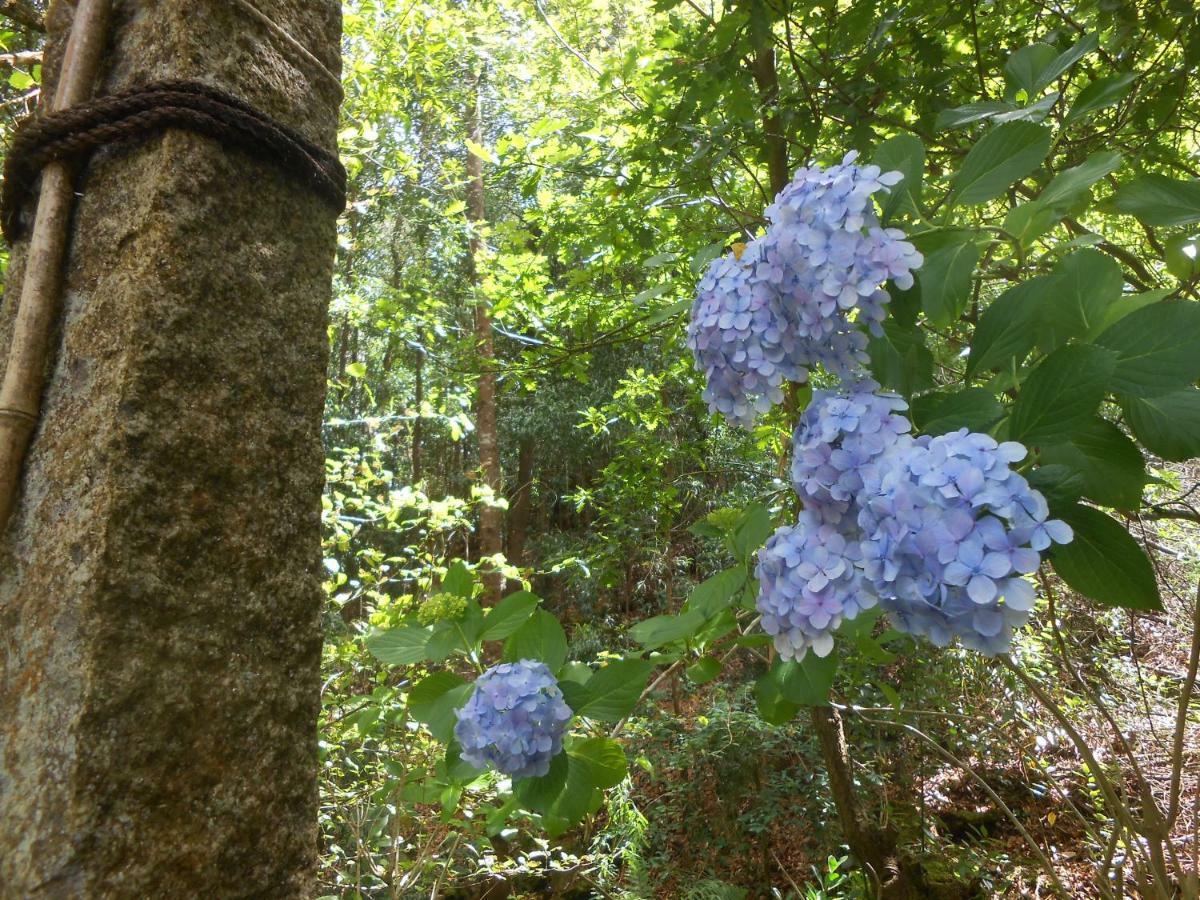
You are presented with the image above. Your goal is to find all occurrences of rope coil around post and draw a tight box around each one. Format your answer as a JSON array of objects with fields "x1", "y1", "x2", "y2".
[{"x1": 1, "y1": 79, "x2": 347, "y2": 242}]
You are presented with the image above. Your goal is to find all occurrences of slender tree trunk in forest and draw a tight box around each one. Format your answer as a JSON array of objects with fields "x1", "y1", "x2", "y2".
[
  {"x1": 412, "y1": 345, "x2": 424, "y2": 483},
  {"x1": 0, "y1": 1, "x2": 341, "y2": 894},
  {"x1": 506, "y1": 436, "x2": 535, "y2": 582},
  {"x1": 749, "y1": 43, "x2": 789, "y2": 204},
  {"x1": 465, "y1": 75, "x2": 503, "y2": 604}
]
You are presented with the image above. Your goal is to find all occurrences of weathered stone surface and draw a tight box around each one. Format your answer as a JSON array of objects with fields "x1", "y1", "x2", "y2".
[{"x1": 0, "y1": 1, "x2": 341, "y2": 895}]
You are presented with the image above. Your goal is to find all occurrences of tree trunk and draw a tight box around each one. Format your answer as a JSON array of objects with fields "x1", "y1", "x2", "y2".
[
  {"x1": 465, "y1": 75, "x2": 502, "y2": 604},
  {"x1": 0, "y1": 1, "x2": 341, "y2": 895},
  {"x1": 412, "y1": 345, "x2": 424, "y2": 483},
  {"x1": 749, "y1": 42, "x2": 789, "y2": 202},
  {"x1": 506, "y1": 435, "x2": 535, "y2": 584}
]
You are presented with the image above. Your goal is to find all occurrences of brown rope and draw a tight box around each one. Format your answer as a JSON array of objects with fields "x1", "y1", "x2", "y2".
[{"x1": 1, "y1": 79, "x2": 346, "y2": 242}]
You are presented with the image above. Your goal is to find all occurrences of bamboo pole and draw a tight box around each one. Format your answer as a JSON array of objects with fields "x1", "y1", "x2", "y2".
[{"x1": 0, "y1": 0, "x2": 110, "y2": 534}]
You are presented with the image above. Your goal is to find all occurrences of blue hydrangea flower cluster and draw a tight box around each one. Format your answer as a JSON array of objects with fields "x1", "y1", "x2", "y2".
[
  {"x1": 454, "y1": 660, "x2": 573, "y2": 780},
  {"x1": 687, "y1": 152, "x2": 923, "y2": 427},
  {"x1": 757, "y1": 384, "x2": 1073, "y2": 659}
]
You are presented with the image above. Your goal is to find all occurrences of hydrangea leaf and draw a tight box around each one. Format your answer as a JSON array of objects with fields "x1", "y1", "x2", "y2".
[
  {"x1": 731, "y1": 502, "x2": 773, "y2": 561},
  {"x1": 1087, "y1": 289, "x2": 1171, "y2": 339},
  {"x1": 1039, "y1": 418, "x2": 1146, "y2": 509},
  {"x1": 911, "y1": 388, "x2": 1003, "y2": 435},
  {"x1": 1051, "y1": 504, "x2": 1162, "y2": 611},
  {"x1": 754, "y1": 670, "x2": 800, "y2": 725},
  {"x1": 685, "y1": 566, "x2": 747, "y2": 618},
  {"x1": 686, "y1": 657, "x2": 722, "y2": 684},
  {"x1": 568, "y1": 737, "x2": 628, "y2": 789},
  {"x1": 1109, "y1": 174, "x2": 1200, "y2": 226},
  {"x1": 949, "y1": 122, "x2": 1052, "y2": 206},
  {"x1": 365, "y1": 624, "x2": 431, "y2": 666},
  {"x1": 1122, "y1": 389, "x2": 1200, "y2": 461},
  {"x1": 572, "y1": 658, "x2": 653, "y2": 723},
  {"x1": 1008, "y1": 343, "x2": 1115, "y2": 447},
  {"x1": 966, "y1": 276, "x2": 1052, "y2": 377},
  {"x1": 1039, "y1": 249, "x2": 1123, "y2": 348},
  {"x1": 867, "y1": 322, "x2": 934, "y2": 397},
  {"x1": 935, "y1": 100, "x2": 1016, "y2": 131},
  {"x1": 1066, "y1": 73, "x2": 1137, "y2": 123},
  {"x1": 914, "y1": 230, "x2": 980, "y2": 326},
  {"x1": 872, "y1": 133, "x2": 924, "y2": 221},
  {"x1": 774, "y1": 655, "x2": 839, "y2": 706},
  {"x1": 629, "y1": 610, "x2": 707, "y2": 649},
  {"x1": 513, "y1": 751, "x2": 568, "y2": 813},
  {"x1": 1038, "y1": 151, "x2": 1123, "y2": 206},
  {"x1": 502, "y1": 609, "x2": 568, "y2": 672},
  {"x1": 480, "y1": 591, "x2": 540, "y2": 641},
  {"x1": 551, "y1": 754, "x2": 598, "y2": 826},
  {"x1": 442, "y1": 560, "x2": 475, "y2": 598},
  {"x1": 1094, "y1": 300, "x2": 1200, "y2": 397},
  {"x1": 408, "y1": 672, "x2": 471, "y2": 743}
]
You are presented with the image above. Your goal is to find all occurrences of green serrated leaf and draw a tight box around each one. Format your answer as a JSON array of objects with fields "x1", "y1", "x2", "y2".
[
  {"x1": 514, "y1": 751, "x2": 568, "y2": 812},
  {"x1": 568, "y1": 737, "x2": 628, "y2": 789},
  {"x1": 503, "y1": 609, "x2": 568, "y2": 672},
  {"x1": 365, "y1": 624, "x2": 432, "y2": 666},
  {"x1": 915, "y1": 231, "x2": 980, "y2": 326},
  {"x1": 1051, "y1": 504, "x2": 1161, "y2": 611},
  {"x1": 911, "y1": 388, "x2": 1003, "y2": 435},
  {"x1": 1109, "y1": 175, "x2": 1200, "y2": 226},
  {"x1": 1009, "y1": 344, "x2": 1115, "y2": 447},
  {"x1": 950, "y1": 122, "x2": 1052, "y2": 206},
  {"x1": 409, "y1": 673, "x2": 471, "y2": 743},
  {"x1": 1040, "y1": 249, "x2": 1123, "y2": 347},
  {"x1": 686, "y1": 657, "x2": 722, "y2": 684},
  {"x1": 442, "y1": 560, "x2": 475, "y2": 598},
  {"x1": 685, "y1": 566, "x2": 747, "y2": 618},
  {"x1": 1066, "y1": 73, "x2": 1137, "y2": 123},
  {"x1": 754, "y1": 670, "x2": 800, "y2": 725},
  {"x1": 1040, "y1": 418, "x2": 1146, "y2": 509},
  {"x1": 480, "y1": 591, "x2": 540, "y2": 641},
  {"x1": 1093, "y1": 301, "x2": 1200, "y2": 397},
  {"x1": 629, "y1": 610, "x2": 707, "y2": 649},
  {"x1": 774, "y1": 654, "x2": 838, "y2": 706},
  {"x1": 873, "y1": 134, "x2": 924, "y2": 221},
  {"x1": 574, "y1": 658, "x2": 653, "y2": 722},
  {"x1": 967, "y1": 276, "x2": 1052, "y2": 377},
  {"x1": 1123, "y1": 389, "x2": 1200, "y2": 461},
  {"x1": 1039, "y1": 151, "x2": 1123, "y2": 206}
]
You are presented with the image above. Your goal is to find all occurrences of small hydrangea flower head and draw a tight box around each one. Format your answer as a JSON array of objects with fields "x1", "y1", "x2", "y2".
[
  {"x1": 453, "y1": 659, "x2": 573, "y2": 780},
  {"x1": 756, "y1": 509, "x2": 877, "y2": 662}
]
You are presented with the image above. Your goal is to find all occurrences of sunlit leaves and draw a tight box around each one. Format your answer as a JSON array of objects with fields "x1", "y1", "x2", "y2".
[{"x1": 1110, "y1": 175, "x2": 1200, "y2": 226}]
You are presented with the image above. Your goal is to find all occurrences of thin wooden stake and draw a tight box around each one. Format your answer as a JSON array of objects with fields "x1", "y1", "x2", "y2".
[{"x1": 0, "y1": 0, "x2": 110, "y2": 534}]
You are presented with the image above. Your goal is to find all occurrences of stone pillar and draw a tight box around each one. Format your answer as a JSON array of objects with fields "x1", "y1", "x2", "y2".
[{"x1": 0, "y1": 0, "x2": 341, "y2": 894}]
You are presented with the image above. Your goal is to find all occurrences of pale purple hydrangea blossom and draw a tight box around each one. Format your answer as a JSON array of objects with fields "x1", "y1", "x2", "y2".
[
  {"x1": 687, "y1": 152, "x2": 923, "y2": 427},
  {"x1": 757, "y1": 386, "x2": 1073, "y2": 659},
  {"x1": 454, "y1": 659, "x2": 573, "y2": 779}
]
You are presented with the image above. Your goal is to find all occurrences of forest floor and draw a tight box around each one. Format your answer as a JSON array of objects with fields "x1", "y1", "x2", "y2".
[{"x1": 318, "y1": 461, "x2": 1200, "y2": 899}]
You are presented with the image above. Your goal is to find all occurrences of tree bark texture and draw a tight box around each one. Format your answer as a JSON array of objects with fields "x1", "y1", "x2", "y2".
[
  {"x1": 506, "y1": 435, "x2": 534, "y2": 579},
  {"x1": 0, "y1": 0, "x2": 341, "y2": 895},
  {"x1": 465, "y1": 77, "x2": 502, "y2": 605}
]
